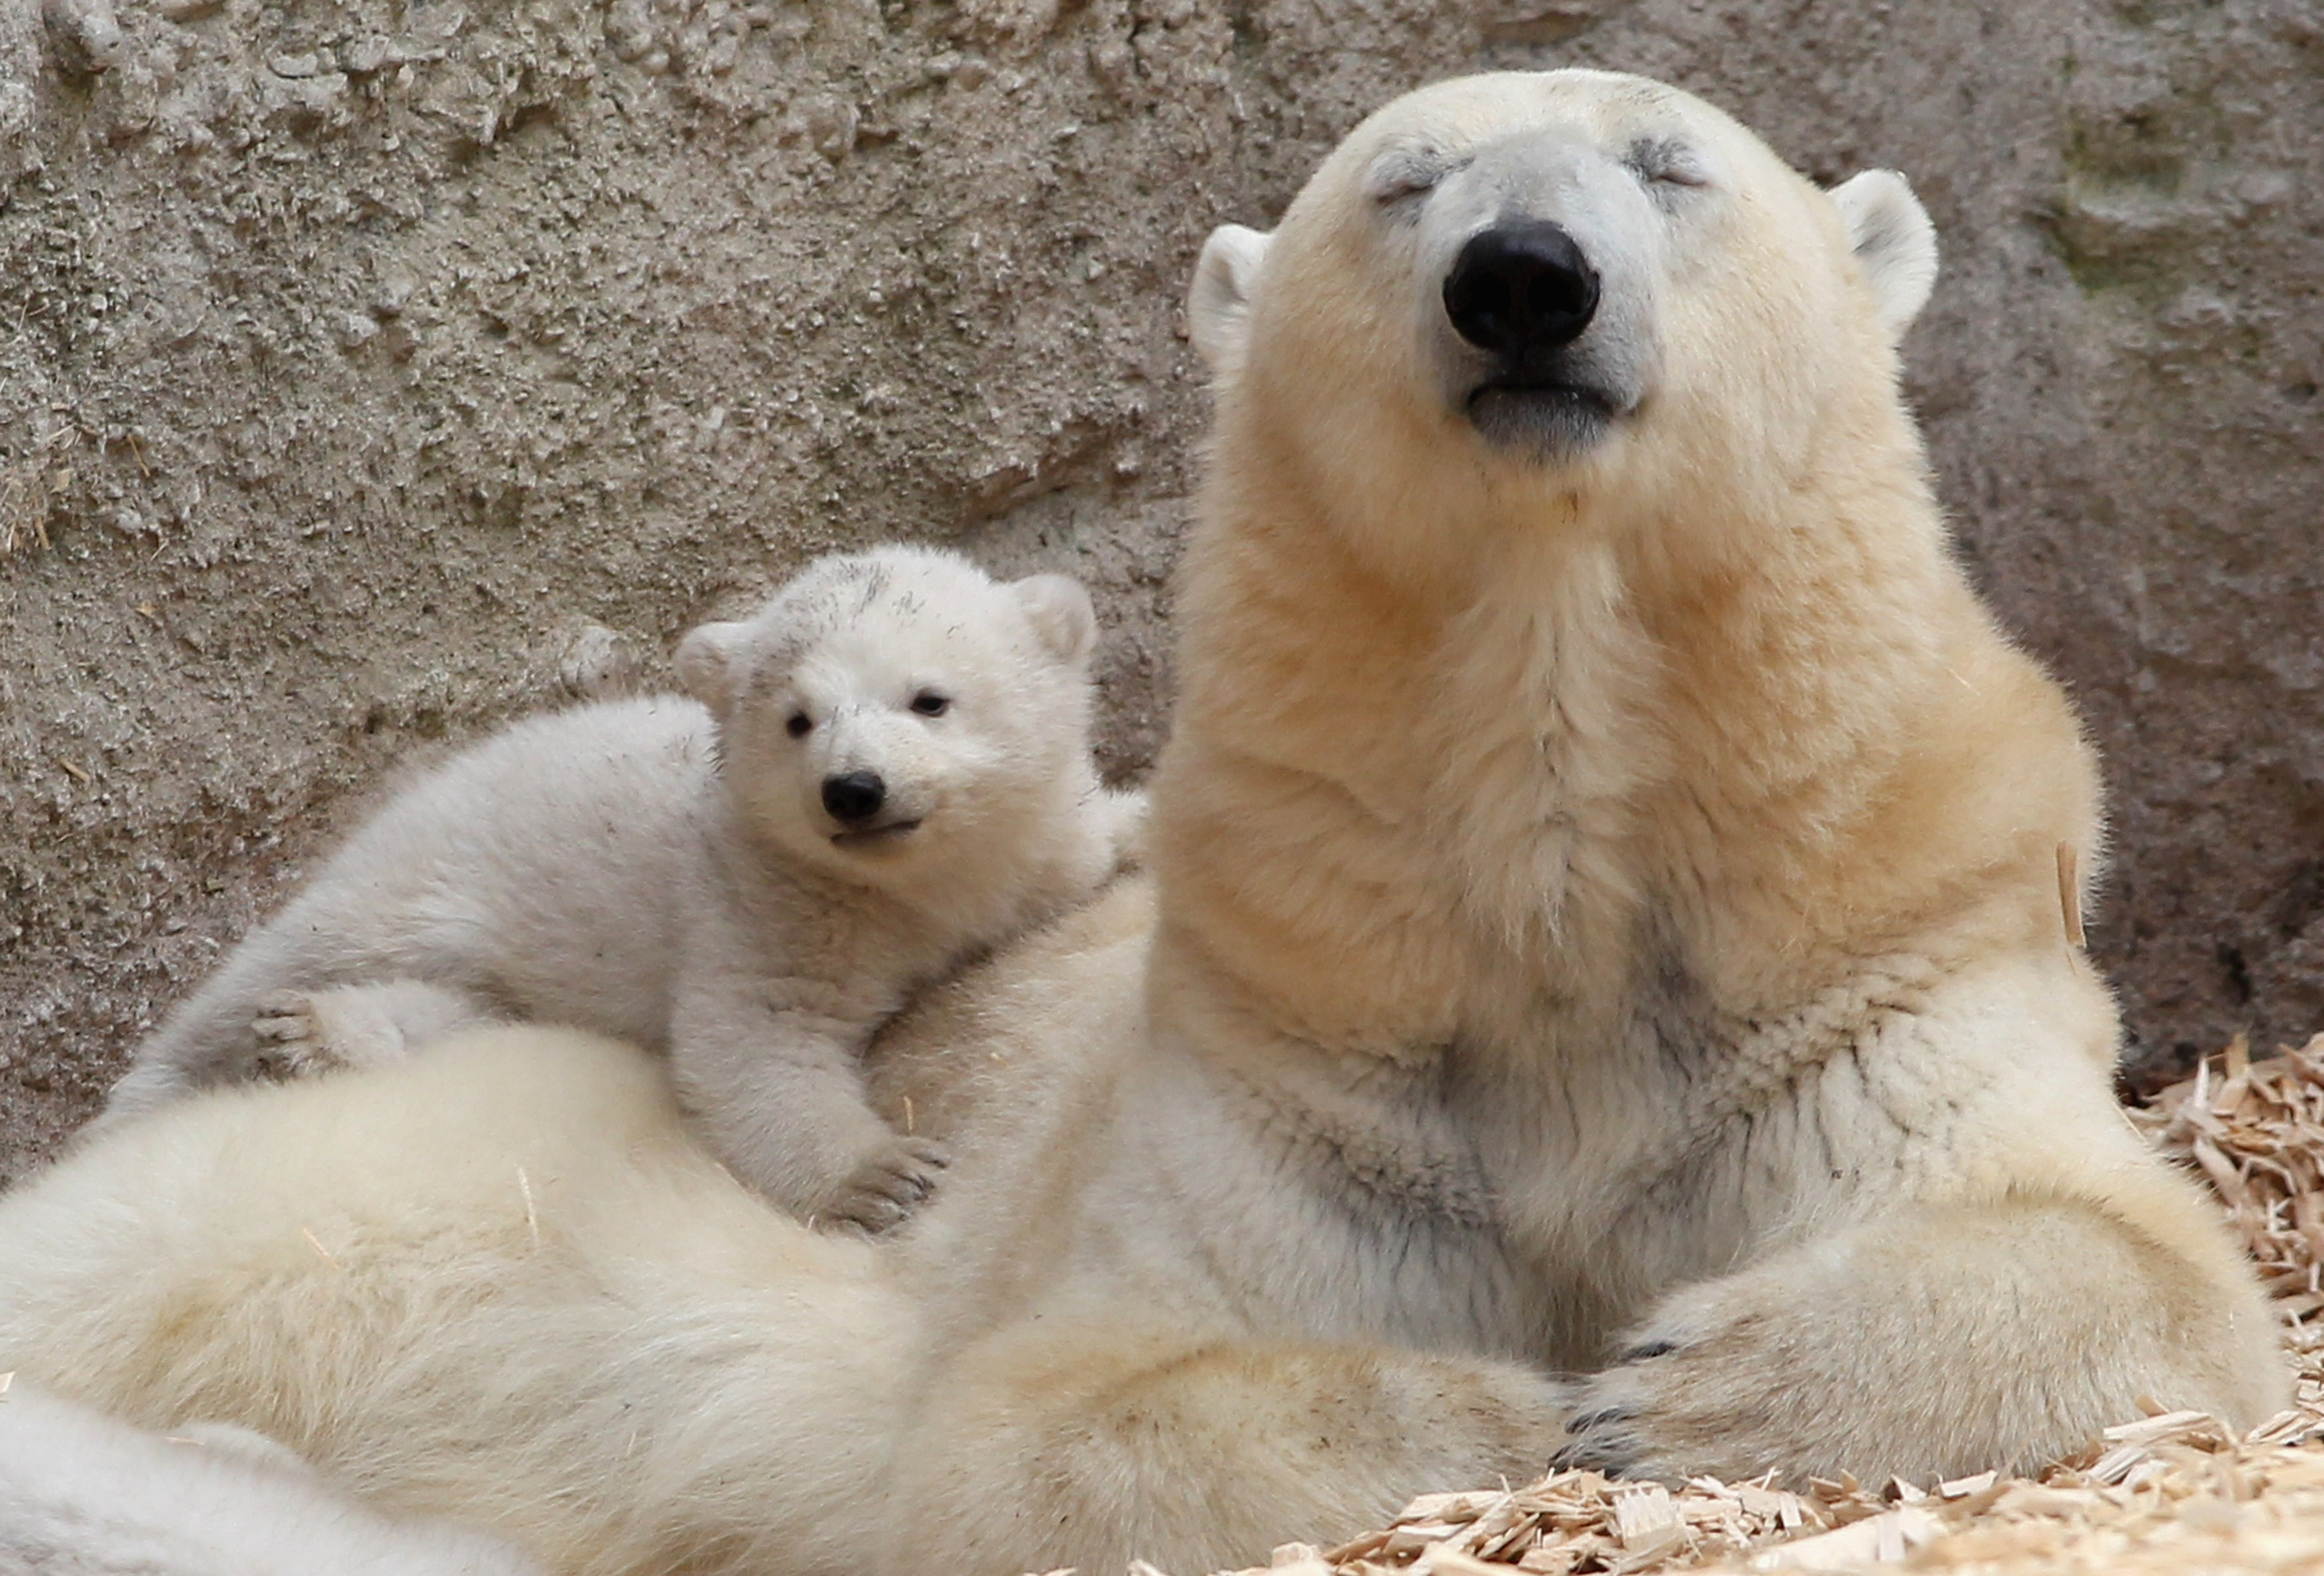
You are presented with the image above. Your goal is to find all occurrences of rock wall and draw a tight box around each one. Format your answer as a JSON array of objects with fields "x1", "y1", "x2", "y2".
[{"x1": 3, "y1": 0, "x2": 2318, "y2": 1176}]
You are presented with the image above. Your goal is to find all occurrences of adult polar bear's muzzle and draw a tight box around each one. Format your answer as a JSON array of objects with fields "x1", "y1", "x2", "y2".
[
  {"x1": 1441, "y1": 218, "x2": 1613, "y2": 452},
  {"x1": 1417, "y1": 128, "x2": 1662, "y2": 461}
]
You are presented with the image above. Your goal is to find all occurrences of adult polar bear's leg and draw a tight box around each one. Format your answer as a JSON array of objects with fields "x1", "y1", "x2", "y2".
[
  {"x1": 882, "y1": 1316, "x2": 1568, "y2": 1576},
  {"x1": 0, "y1": 1027, "x2": 916, "y2": 1576},
  {"x1": 1557, "y1": 1185, "x2": 2285, "y2": 1484},
  {"x1": 860, "y1": 885, "x2": 1580, "y2": 1573},
  {"x1": 0, "y1": 1377, "x2": 546, "y2": 1576}
]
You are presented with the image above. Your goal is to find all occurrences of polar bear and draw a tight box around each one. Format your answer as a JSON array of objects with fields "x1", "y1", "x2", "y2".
[
  {"x1": 100, "y1": 546, "x2": 1145, "y2": 1229},
  {"x1": 0, "y1": 67, "x2": 2286, "y2": 1576},
  {"x1": 0, "y1": 1377, "x2": 546, "y2": 1576},
  {"x1": 0, "y1": 1026, "x2": 920, "y2": 1573}
]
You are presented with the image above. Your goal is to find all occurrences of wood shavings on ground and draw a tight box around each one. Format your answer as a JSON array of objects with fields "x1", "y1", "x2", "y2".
[
  {"x1": 1144, "y1": 1036, "x2": 2324, "y2": 1576},
  {"x1": 2131, "y1": 1032, "x2": 2324, "y2": 1326}
]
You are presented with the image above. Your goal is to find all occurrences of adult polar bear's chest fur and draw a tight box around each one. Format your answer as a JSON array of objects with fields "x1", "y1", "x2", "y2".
[{"x1": 1004, "y1": 535, "x2": 2100, "y2": 1375}]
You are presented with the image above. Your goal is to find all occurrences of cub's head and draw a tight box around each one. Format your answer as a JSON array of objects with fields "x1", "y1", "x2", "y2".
[
  {"x1": 1187, "y1": 70, "x2": 1938, "y2": 561},
  {"x1": 677, "y1": 547, "x2": 1101, "y2": 886}
]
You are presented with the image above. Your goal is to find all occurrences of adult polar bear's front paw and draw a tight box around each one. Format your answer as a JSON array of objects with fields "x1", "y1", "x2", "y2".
[
  {"x1": 1554, "y1": 1302, "x2": 1777, "y2": 1484},
  {"x1": 1556, "y1": 1196, "x2": 2287, "y2": 1487},
  {"x1": 1552, "y1": 1264, "x2": 1983, "y2": 1485}
]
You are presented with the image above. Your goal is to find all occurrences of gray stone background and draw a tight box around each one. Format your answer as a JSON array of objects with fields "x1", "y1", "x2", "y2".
[{"x1": 1, "y1": 0, "x2": 2318, "y2": 1180}]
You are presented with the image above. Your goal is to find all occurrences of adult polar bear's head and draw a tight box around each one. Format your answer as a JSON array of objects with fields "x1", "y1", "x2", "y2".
[{"x1": 1186, "y1": 70, "x2": 1938, "y2": 569}]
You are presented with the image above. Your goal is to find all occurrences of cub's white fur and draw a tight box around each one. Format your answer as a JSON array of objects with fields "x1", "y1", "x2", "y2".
[
  {"x1": 102, "y1": 546, "x2": 1143, "y2": 1229},
  {"x1": 0, "y1": 1376, "x2": 544, "y2": 1575},
  {"x1": 0, "y1": 68, "x2": 2285, "y2": 1576}
]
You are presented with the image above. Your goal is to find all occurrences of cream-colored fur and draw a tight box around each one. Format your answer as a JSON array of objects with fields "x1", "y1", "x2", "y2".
[
  {"x1": 0, "y1": 1376, "x2": 546, "y2": 1575},
  {"x1": 0, "y1": 67, "x2": 2284, "y2": 1576},
  {"x1": 1134, "y1": 67, "x2": 2283, "y2": 1479},
  {"x1": 1, "y1": 1028, "x2": 914, "y2": 1575},
  {"x1": 0, "y1": 901, "x2": 1564, "y2": 1576},
  {"x1": 102, "y1": 546, "x2": 1144, "y2": 1229},
  {"x1": 884, "y1": 64, "x2": 2271, "y2": 1528}
]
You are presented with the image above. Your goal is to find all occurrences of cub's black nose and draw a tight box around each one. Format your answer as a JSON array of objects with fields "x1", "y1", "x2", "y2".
[
  {"x1": 821, "y1": 770, "x2": 886, "y2": 824},
  {"x1": 1443, "y1": 222, "x2": 1600, "y2": 359}
]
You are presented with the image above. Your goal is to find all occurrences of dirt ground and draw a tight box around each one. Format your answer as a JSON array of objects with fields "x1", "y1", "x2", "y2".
[{"x1": 3, "y1": 0, "x2": 2321, "y2": 1176}]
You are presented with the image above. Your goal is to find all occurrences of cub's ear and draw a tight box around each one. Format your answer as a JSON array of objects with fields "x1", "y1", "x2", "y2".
[
  {"x1": 1831, "y1": 170, "x2": 1938, "y2": 339},
  {"x1": 1187, "y1": 223, "x2": 1271, "y2": 373},
  {"x1": 675, "y1": 620, "x2": 750, "y2": 714},
  {"x1": 1012, "y1": 574, "x2": 1098, "y2": 668}
]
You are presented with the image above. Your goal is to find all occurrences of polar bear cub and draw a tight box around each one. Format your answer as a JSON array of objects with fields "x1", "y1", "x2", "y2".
[{"x1": 101, "y1": 546, "x2": 1144, "y2": 1230}]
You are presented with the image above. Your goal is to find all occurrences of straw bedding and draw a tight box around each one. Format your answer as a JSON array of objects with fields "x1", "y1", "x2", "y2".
[{"x1": 1134, "y1": 1035, "x2": 2324, "y2": 1576}]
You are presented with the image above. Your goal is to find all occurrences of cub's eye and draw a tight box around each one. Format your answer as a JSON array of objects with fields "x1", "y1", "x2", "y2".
[
  {"x1": 786, "y1": 712, "x2": 813, "y2": 738},
  {"x1": 910, "y1": 691, "x2": 952, "y2": 718}
]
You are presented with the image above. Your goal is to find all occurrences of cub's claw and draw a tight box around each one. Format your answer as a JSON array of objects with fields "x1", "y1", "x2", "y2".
[
  {"x1": 250, "y1": 990, "x2": 349, "y2": 1079},
  {"x1": 824, "y1": 1137, "x2": 951, "y2": 1234}
]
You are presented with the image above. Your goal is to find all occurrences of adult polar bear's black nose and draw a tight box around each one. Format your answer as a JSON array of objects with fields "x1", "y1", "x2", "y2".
[
  {"x1": 822, "y1": 770, "x2": 886, "y2": 823},
  {"x1": 1443, "y1": 222, "x2": 1600, "y2": 359}
]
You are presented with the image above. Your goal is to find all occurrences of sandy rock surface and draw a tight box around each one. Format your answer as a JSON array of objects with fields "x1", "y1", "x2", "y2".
[{"x1": 3, "y1": 0, "x2": 2319, "y2": 1176}]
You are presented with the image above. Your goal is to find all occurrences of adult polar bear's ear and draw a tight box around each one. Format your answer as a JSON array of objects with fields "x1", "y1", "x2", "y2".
[
  {"x1": 1187, "y1": 224, "x2": 1272, "y2": 373},
  {"x1": 1831, "y1": 170, "x2": 1938, "y2": 340},
  {"x1": 675, "y1": 620, "x2": 750, "y2": 715},
  {"x1": 1013, "y1": 574, "x2": 1098, "y2": 668}
]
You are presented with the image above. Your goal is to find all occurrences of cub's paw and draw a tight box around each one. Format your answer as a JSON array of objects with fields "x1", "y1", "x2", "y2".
[
  {"x1": 821, "y1": 1136, "x2": 951, "y2": 1235},
  {"x1": 250, "y1": 989, "x2": 407, "y2": 1080}
]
